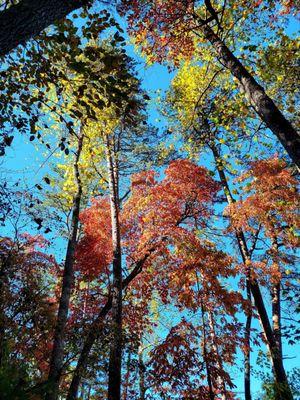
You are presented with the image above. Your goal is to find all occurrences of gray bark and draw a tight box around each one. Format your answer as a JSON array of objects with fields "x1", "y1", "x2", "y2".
[
  {"x1": 138, "y1": 349, "x2": 146, "y2": 400},
  {"x1": 209, "y1": 144, "x2": 292, "y2": 400},
  {"x1": 244, "y1": 278, "x2": 252, "y2": 400},
  {"x1": 45, "y1": 132, "x2": 84, "y2": 400},
  {"x1": 200, "y1": 301, "x2": 215, "y2": 400},
  {"x1": 0, "y1": 0, "x2": 91, "y2": 57},
  {"x1": 271, "y1": 239, "x2": 283, "y2": 361},
  {"x1": 207, "y1": 310, "x2": 227, "y2": 400},
  {"x1": 66, "y1": 250, "x2": 155, "y2": 400},
  {"x1": 209, "y1": 144, "x2": 252, "y2": 400},
  {"x1": 199, "y1": 21, "x2": 300, "y2": 168},
  {"x1": 105, "y1": 139, "x2": 123, "y2": 400}
]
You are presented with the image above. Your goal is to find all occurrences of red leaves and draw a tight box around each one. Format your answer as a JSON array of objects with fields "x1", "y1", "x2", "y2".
[
  {"x1": 120, "y1": 0, "x2": 198, "y2": 64},
  {"x1": 123, "y1": 159, "x2": 220, "y2": 255},
  {"x1": 76, "y1": 159, "x2": 220, "y2": 279},
  {"x1": 74, "y1": 159, "x2": 244, "y2": 394},
  {"x1": 76, "y1": 198, "x2": 113, "y2": 279},
  {"x1": 227, "y1": 156, "x2": 299, "y2": 246},
  {"x1": 148, "y1": 320, "x2": 204, "y2": 395},
  {"x1": 0, "y1": 234, "x2": 58, "y2": 377}
]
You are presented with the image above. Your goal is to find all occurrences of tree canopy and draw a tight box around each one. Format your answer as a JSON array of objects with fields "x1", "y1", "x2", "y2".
[{"x1": 0, "y1": 1, "x2": 299, "y2": 400}]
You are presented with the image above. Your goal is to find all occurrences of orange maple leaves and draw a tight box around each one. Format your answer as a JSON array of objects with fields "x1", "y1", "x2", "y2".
[{"x1": 227, "y1": 157, "x2": 299, "y2": 247}]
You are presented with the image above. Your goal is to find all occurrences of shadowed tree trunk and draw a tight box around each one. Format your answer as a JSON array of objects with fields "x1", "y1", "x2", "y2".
[
  {"x1": 0, "y1": 0, "x2": 91, "y2": 57},
  {"x1": 271, "y1": 238, "x2": 283, "y2": 360},
  {"x1": 244, "y1": 278, "x2": 252, "y2": 400},
  {"x1": 209, "y1": 142, "x2": 251, "y2": 400},
  {"x1": 105, "y1": 137, "x2": 123, "y2": 400},
  {"x1": 197, "y1": 17, "x2": 300, "y2": 168},
  {"x1": 270, "y1": 237, "x2": 285, "y2": 400},
  {"x1": 207, "y1": 310, "x2": 227, "y2": 400},
  {"x1": 200, "y1": 301, "x2": 215, "y2": 400},
  {"x1": 138, "y1": 348, "x2": 147, "y2": 400},
  {"x1": 45, "y1": 131, "x2": 84, "y2": 400},
  {"x1": 272, "y1": 283, "x2": 282, "y2": 357},
  {"x1": 66, "y1": 249, "x2": 155, "y2": 400}
]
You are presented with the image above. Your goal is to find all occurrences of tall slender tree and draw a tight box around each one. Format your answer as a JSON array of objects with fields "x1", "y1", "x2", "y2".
[{"x1": 120, "y1": 0, "x2": 300, "y2": 167}]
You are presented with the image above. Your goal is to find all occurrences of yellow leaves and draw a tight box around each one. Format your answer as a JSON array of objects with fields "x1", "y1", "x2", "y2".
[
  {"x1": 78, "y1": 280, "x2": 90, "y2": 290},
  {"x1": 285, "y1": 269, "x2": 291, "y2": 275},
  {"x1": 150, "y1": 297, "x2": 159, "y2": 320}
]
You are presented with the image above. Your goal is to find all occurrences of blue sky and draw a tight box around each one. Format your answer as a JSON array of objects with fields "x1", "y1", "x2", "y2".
[{"x1": 1, "y1": 4, "x2": 299, "y2": 399}]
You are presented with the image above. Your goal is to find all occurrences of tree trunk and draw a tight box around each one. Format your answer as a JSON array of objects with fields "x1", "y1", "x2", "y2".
[
  {"x1": 210, "y1": 143, "x2": 251, "y2": 399},
  {"x1": 271, "y1": 239, "x2": 282, "y2": 360},
  {"x1": 272, "y1": 282, "x2": 282, "y2": 359},
  {"x1": 244, "y1": 279, "x2": 252, "y2": 400},
  {"x1": 200, "y1": 301, "x2": 215, "y2": 400},
  {"x1": 138, "y1": 349, "x2": 146, "y2": 400},
  {"x1": 45, "y1": 132, "x2": 84, "y2": 400},
  {"x1": 199, "y1": 22, "x2": 300, "y2": 168},
  {"x1": 66, "y1": 250, "x2": 155, "y2": 400},
  {"x1": 207, "y1": 310, "x2": 227, "y2": 400},
  {"x1": 209, "y1": 144, "x2": 292, "y2": 400},
  {"x1": 66, "y1": 300, "x2": 112, "y2": 400},
  {"x1": 0, "y1": 0, "x2": 91, "y2": 57},
  {"x1": 105, "y1": 139, "x2": 123, "y2": 400},
  {"x1": 270, "y1": 238, "x2": 285, "y2": 400}
]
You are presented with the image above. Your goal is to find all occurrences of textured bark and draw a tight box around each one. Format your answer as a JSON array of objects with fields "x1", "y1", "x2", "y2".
[
  {"x1": 207, "y1": 310, "x2": 227, "y2": 400},
  {"x1": 271, "y1": 239, "x2": 282, "y2": 361},
  {"x1": 66, "y1": 300, "x2": 112, "y2": 400},
  {"x1": 106, "y1": 140, "x2": 122, "y2": 400},
  {"x1": 138, "y1": 349, "x2": 146, "y2": 400},
  {"x1": 45, "y1": 132, "x2": 84, "y2": 400},
  {"x1": 271, "y1": 239, "x2": 285, "y2": 400},
  {"x1": 200, "y1": 22, "x2": 300, "y2": 168},
  {"x1": 272, "y1": 282, "x2": 282, "y2": 358},
  {"x1": 200, "y1": 301, "x2": 215, "y2": 400},
  {"x1": 0, "y1": 0, "x2": 90, "y2": 57},
  {"x1": 244, "y1": 278, "x2": 252, "y2": 400},
  {"x1": 66, "y1": 251, "x2": 154, "y2": 400},
  {"x1": 209, "y1": 144, "x2": 292, "y2": 400}
]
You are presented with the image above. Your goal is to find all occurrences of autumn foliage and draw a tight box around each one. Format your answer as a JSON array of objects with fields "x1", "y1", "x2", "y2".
[{"x1": 0, "y1": 2, "x2": 299, "y2": 400}]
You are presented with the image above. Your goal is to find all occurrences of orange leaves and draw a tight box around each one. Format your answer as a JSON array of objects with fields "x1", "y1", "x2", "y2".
[
  {"x1": 76, "y1": 159, "x2": 220, "y2": 278},
  {"x1": 76, "y1": 160, "x2": 238, "y2": 317},
  {"x1": 120, "y1": 0, "x2": 198, "y2": 64},
  {"x1": 123, "y1": 159, "x2": 220, "y2": 254},
  {"x1": 76, "y1": 198, "x2": 113, "y2": 279},
  {"x1": 148, "y1": 320, "x2": 203, "y2": 395},
  {"x1": 0, "y1": 234, "x2": 58, "y2": 377},
  {"x1": 227, "y1": 156, "x2": 299, "y2": 246}
]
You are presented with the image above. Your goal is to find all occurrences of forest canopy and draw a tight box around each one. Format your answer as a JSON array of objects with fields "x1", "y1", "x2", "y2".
[{"x1": 0, "y1": 1, "x2": 299, "y2": 400}]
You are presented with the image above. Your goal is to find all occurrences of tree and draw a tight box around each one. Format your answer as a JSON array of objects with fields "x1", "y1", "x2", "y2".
[
  {"x1": 163, "y1": 53, "x2": 298, "y2": 399},
  {"x1": 227, "y1": 156, "x2": 299, "y2": 400},
  {"x1": 120, "y1": 0, "x2": 300, "y2": 167},
  {"x1": 66, "y1": 159, "x2": 235, "y2": 398},
  {"x1": 0, "y1": 234, "x2": 58, "y2": 398},
  {"x1": 1, "y1": 2, "x2": 298, "y2": 397},
  {"x1": 46, "y1": 130, "x2": 84, "y2": 400},
  {"x1": 0, "y1": 0, "x2": 91, "y2": 57}
]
